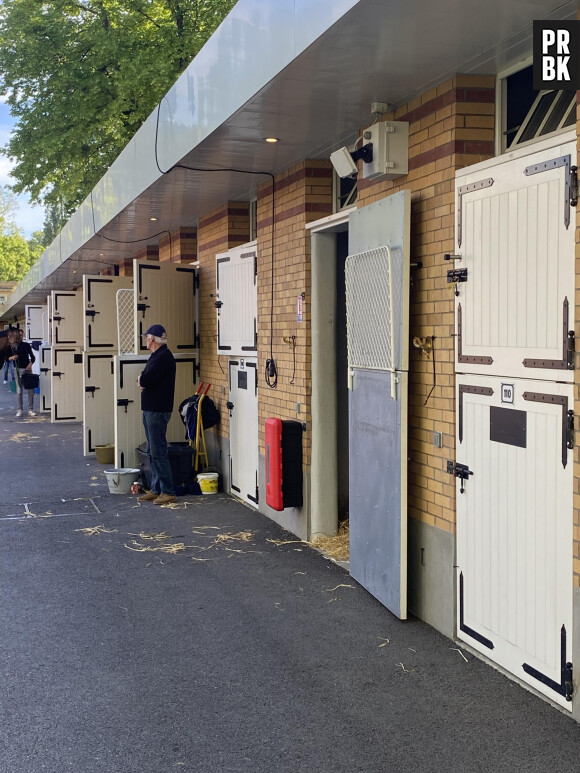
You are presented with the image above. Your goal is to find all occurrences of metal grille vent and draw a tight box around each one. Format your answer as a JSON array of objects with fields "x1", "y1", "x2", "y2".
[
  {"x1": 116, "y1": 288, "x2": 135, "y2": 354},
  {"x1": 345, "y1": 246, "x2": 394, "y2": 371}
]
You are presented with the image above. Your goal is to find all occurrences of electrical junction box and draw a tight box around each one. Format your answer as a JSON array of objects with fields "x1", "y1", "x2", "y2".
[{"x1": 362, "y1": 121, "x2": 409, "y2": 181}]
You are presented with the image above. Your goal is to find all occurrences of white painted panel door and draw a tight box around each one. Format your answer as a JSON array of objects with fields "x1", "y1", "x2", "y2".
[
  {"x1": 51, "y1": 347, "x2": 83, "y2": 422},
  {"x1": 114, "y1": 354, "x2": 198, "y2": 468},
  {"x1": 83, "y1": 275, "x2": 133, "y2": 351},
  {"x1": 39, "y1": 346, "x2": 51, "y2": 414},
  {"x1": 51, "y1": 291, "x2": 83, "y2": 346},
  {"x1": 456, "y1": 375, "x2": 573, "y2": 709},
  {"x1": 455, "y1": 138, "x2": 575, "y2": 381},
  {"x1": 133, "y1": 261, "x2": 198, "y2": 355},
  {"x1": 83, "y1": 353, "x2": 115, "y2": 456},
  {"x1": 26, "y1": 305, "x2": 46, "y2": 341},
  {"x1": 216, "y1": 242, "x2": 257, "y2": 356},
  {"x1": 228, "y1": 358, "x2": 259, "y2": 507}
]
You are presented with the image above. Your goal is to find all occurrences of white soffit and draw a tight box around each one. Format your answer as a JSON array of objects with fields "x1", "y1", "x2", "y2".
[{"x1": 3, "y1": 0, "x2": 577, "y2": 318}]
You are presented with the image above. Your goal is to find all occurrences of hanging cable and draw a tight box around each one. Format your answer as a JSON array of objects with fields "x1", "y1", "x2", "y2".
[
  {"x1": 154, "y1": 103, "x2": 278, "y2": 388},
  {"x1": 289, "y1": 335, "x2": 297, "y2": 384},
  {"x1": 423, "y1": 337, "x2": 437, "y2": 406}
]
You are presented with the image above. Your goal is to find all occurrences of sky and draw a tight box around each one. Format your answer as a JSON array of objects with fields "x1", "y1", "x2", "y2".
[{"x1": 0, "y1": 99, "x2": 46, "y2": 237}]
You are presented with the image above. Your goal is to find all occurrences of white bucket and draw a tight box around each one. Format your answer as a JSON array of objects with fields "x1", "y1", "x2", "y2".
[
  {"x1": 104, "y1": 468, "x2": 140, "y2": 495},
  {"x1": 197, "y1": 472, "x2": 218, "y2": 495}
]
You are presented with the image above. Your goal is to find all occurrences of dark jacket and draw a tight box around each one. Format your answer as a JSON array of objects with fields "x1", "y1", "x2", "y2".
[
  {"x1": 11, "y1": 341, "x2": 35, "y2": 369},
  {"x1": 139, "y1": 345, "x2": 176, "y2": 412}
]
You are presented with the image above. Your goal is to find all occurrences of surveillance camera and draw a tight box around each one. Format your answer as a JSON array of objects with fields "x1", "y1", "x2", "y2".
[{"x1": 330, "y1": 146, "x2": 358, "y2": 178}]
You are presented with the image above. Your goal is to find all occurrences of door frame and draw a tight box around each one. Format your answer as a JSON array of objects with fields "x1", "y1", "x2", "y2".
[{"x1": 307, "y1": 207, "x2": 354, "y2": 539}]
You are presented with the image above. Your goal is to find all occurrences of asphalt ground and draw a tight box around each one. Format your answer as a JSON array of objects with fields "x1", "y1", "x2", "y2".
[{"x1": 1, "y1": 381, "x2": 580, "y2": 772}]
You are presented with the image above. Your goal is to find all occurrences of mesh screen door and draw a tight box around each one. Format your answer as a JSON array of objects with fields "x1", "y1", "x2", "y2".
[{"x1": 347, "y1": 191, "x2": 410, "y2": 620}]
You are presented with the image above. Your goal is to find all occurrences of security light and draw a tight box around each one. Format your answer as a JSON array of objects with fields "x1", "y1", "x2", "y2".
[{"x1": 330, "y1": 143, "x2": 373, "y2": 178}]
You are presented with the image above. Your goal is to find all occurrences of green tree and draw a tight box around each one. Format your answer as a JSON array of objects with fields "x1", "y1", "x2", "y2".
[
  {"x1": 0, "y1": 0, "x2": 238, "y2": 226},
  {"x1": 0, "y1": 186, "x2": 45, "y2": 281},
  {"x1": 0, "y1": 232, "x2": 38, "y2": 281}
]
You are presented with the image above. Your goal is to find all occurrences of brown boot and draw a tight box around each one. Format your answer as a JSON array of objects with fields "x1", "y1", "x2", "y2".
[
  {"x1": 153, "y1": 493, "x2": 177, "y2": 506},
  {"x1": 138, "y1": 491, "x2": 158, "y2": 502}
]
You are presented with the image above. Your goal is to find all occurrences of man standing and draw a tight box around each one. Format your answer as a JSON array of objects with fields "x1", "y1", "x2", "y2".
[
  {"x1": 8, "y1": 329, "x2": 36, "y2": 418},
  {"x1": 137, "y1": 324, "x2": 177, "y2": 505}
]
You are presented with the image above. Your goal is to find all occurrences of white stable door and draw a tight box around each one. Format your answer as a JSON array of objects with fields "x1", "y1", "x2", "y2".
[
  {"x1": 39, "y1": 346, "x2": 51, "y2": 414},
  {"x1": 83, "y1": 275, "x2": 133, "y2": 351},
  {"x1": 455, "y1": 136, "x2": 575, "y2": 382},
  {"x1": 83, "y1": 353, "x2": 115, "y2": 455},
  {"x1": 456, "y1": 375, "x2": 573, "y2": 709},
  {"x1": 25, "y1": 304, "x2": 46, "y2": 341},
  {"x1": 455, "y1": 133, "x2": 575, "y2": 710},
  {"x1": 228, "y1": 359, "x2": 259, "y2": 507},
  {"x1": 50, "y1": 291, "x2": 82, "y2": 346},
  {"x1": 133, "y1": 260, "x2": 199, "y2": 355},
  {"x1": 216, "y1": 242, "x2": 257, "y2": 355},
  {"x1": 51, "y1": 347, "x2": 83, "y2": 422},
  {"x1": 114, "y1": 354, "x2": 199, "y2": 469}
]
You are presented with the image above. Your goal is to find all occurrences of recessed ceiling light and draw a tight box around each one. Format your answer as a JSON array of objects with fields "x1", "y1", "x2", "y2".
[
  {"x1": 150, "y1": 216, "x2": 158, "y2": 221},
  {"x1": 264, "y1": 137, "x2": 279, "y2": 143}
]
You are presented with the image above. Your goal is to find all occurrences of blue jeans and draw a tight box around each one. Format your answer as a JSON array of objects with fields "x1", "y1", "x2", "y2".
[
  {"x1": 142, "y1": 411, "x2": 175, "y2": 495},
  {"x1": 3, "y1": 359, "x2": 14, "y2": 381}
]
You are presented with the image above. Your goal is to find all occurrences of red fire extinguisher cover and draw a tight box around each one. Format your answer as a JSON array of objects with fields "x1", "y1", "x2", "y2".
[{"x1": 265, "y1": 417, "x2": 283, "y2": 511}]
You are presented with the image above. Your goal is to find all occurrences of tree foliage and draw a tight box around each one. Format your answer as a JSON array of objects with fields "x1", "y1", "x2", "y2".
[
  {"x1": 0, "y1": 0, "x2": 238, "y2": 238},
  {"x1": 0, "y1": 185, "x2": 44, "y2": 280}
]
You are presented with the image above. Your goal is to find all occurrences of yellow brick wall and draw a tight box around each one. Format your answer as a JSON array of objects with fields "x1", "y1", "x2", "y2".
[
  {"x1": 118, "y1": 245, "x2": 159, "y2": 276},
  {"x1": 197, "y1": 203, "x2": 251, "y2": 432},
  {"x1": 357, "y1": 74, "x2": 495, "y2": 535},
  {"x1": 255, "y1": 161, "x2": 333, "y2": 467},
  {"x1": 159, "y1": 228, "x2": 197, "y2": 263}
]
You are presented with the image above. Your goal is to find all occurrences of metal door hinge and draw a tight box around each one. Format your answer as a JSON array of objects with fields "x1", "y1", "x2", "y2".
[
  {"x1": 567, "y1": 330, "x2": 575, "y2": 370},
  {"x1": 567, "y1": 410, "x2": 575, "y2": 451},
  {"x1": 524, "y1": 155, "x2": 575, "y2": 228},
  {"x1": 564, "y1": 662, "x2": 574, "y2": 701},
  {"x1": 447, "y1": 460, "x2": 473, "y2": 493}
]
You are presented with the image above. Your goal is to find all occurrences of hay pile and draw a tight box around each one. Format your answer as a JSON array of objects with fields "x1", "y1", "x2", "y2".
[{"x1": 310, "y1": 520, "x2": 349, "y2": 563}]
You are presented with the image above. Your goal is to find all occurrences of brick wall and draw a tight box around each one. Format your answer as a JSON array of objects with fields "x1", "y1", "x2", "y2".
[
  {"x1": 197, "y1": 203, "x2": 251, "y2": 430},
  {"x1": 118, "y1": 245, "x2": 159, "y2": 276},
  {"x1": 357, "y1": 74, "x2": 495, "y2": 535},
  {"x1": 159, "y1": 228, "x2": 197, "y2": 263},
  {"x1": 255, "y1": 161, "x2": 333, "y2": 467}
]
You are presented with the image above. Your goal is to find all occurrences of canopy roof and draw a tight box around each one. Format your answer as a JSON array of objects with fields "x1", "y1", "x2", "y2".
[{"x1": 2, "y1": 0, "x2": 576, "y2": 320}]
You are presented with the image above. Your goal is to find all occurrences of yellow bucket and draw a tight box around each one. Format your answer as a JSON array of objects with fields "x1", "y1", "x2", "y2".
[
  {"x1": 197, "y1": 472, "x2": 218, "y2": 495},
  {"x1": 95, "y1": 444, "x2": 115, "y2": 464}
]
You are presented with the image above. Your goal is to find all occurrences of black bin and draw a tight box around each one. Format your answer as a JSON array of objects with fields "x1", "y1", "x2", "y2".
[{"x1": 136, "y1": 442, "x2": 195, "y2": 489}]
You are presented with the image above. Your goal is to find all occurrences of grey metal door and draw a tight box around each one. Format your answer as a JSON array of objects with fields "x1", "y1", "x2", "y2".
[{"x1": 347, "y1": 191, "x2": 411, "y2": 619}]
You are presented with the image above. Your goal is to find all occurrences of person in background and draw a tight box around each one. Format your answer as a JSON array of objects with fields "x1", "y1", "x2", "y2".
[
  {"x1": 137, "y1": 324, "x2": 177, "y2": 505},
  {"x1": 8, "y1": 329, "x2": 36, "y2": 417},
  {"x1": 3, "y1": 352, "x2": 15, "y2": 384}
]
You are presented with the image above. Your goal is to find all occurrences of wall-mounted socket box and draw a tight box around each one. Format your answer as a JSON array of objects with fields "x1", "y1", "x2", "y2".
[{"x1": 362, "y1": 121, "x2": 409, "y2": 181}]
